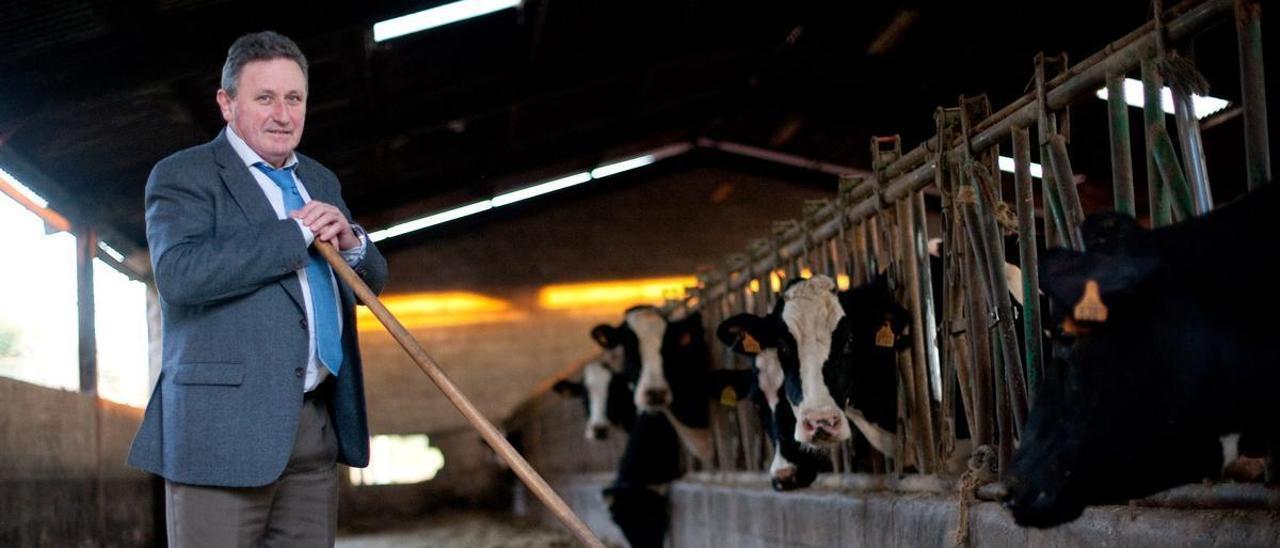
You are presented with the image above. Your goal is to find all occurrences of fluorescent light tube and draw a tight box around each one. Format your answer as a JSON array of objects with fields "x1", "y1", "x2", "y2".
[
  {"x1": 998, "y1": 156, "x2": 1043, "y2": 179},
  {"x1": 368, "y1": 200, "x2": 493, "y2": 242},
  {"x1": 590, "y1": 155, "x2": 655, "y2": 179},
  {"x1": 1095, "y1": 78, "x2": 1229, "y2": 119},
  {"x1": 374, "y1": 0, "x2": 521, "y2": 42},
  {"x1": 492, "y1": 172, "x2": 592, "y2": 207}
]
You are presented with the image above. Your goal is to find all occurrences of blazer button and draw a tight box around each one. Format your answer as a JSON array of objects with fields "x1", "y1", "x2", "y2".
[
  {"x1": 299, "y1": 318, "x2": 308, "y2": 330},
  {"x1": 295, "y1": 367, "x2": 305, "y2": 378}
]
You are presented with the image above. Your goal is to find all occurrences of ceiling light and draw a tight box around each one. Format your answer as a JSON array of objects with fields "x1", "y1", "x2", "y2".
[
  {"x1": 1095, "y1": 78, "x2": 1229, "y2": 119},
  {"x1": 998, "y1": 156, "x2": 1043, "y2": 179},
  {"x1": 373, "y1": 0, "x2": 521, "y2": 42},
  {"x1": 368, "y1": 200, "x2": 493, "y2": 242},
  {"x1": 491, "y1": 172, "x2": 591, "y2": 207}
]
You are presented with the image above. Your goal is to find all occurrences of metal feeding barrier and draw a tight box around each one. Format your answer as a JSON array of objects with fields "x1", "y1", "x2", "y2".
[{"x1": 502, "y1": 0, "x2": 1269, "y2": 537}]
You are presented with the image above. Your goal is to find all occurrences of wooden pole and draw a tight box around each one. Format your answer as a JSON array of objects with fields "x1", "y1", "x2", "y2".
[{"x1": 316, "y1": 242, "x2": 605, "y2": 548}]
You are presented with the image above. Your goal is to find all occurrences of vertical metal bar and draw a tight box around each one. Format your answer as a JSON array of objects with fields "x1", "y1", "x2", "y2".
[
  {"x1": 1151, "y1": 124, "x2": 1198, "y2": 219},
  {"x1": 1045, "y1": 134, "x2": 1086, "y2": 249},
  {"x1": 1035, "y1": 54, "x2": 1072, "y2": 243},
  {"x1": 914, "y1": 191, "x2": 942, "y2": 407},
  {"x1": 1171, "y1": 86, "x2": 1214, "y2": 214},
  {"x1": 962, "y1": 236, "x2": 996, "y2": 450},
  {"x1": 77, "y1": 226, "x2": 98, "y2": 394},
  {"x1": 1235, "y1": 0, "x2": 1271, "y2": 190},
  {"x1": 1040, "y1": 168, "x2": 1061, "y2": 248},
  {"x1": 1106, "y1": 73, "x2": 1137, "y2": 216},
  {"x1": 1142, "y1": 58, "x2": 1174, "y2": 227},
  {"x1": 1012, "y1": 127, "x2": 1045, "y2": 401},
  {"x1": 899, "y1": 196, "x2": 939, "y2": 472},
  {"x1": 968, "y1": 173, "x2": 1030, "y2": 433}
]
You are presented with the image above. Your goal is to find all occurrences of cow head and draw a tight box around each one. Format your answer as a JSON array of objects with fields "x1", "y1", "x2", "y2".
[
  {"x1": 716, "y1": 275, "x2": 909, "y2": 452},
  {"x1": 1004, "y1": 213, "x2": 1225, "y2": 528},
  {"x1": 553, "y1": 359, "x2": 637, "y2": 441},
  {"x1": 709, "y1": 313, "x2": 830, "y2": 491},
  {"x1": 591, "y1": 306, "x2": 707, "y2": 415}
]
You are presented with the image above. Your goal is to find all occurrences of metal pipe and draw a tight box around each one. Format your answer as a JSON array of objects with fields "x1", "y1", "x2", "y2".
[
  {"x1": 1106, "y1": 73, "x2": 1137, "y2": 216},
  {"x1": 1012, "y1": 127, "x2": 1044, "y2": 400},
  {"x1": 1142, "y1": 58, "x2": 1174, "y2": 227},
  {"x1": 962, "y1": 236, "x2": 996, "y2": 451},
  {"x1": 1234, "y1": 0, "x2": 1271, "y2": 190},
  {"x1": 1151, "y1": 124, "x2": 1199, "y2": 219},
  {"x1": 1035, "y1": 56, "x2": 1073, "y2": 246},
  {"x1": 967, "y1": 173, "x2": 1030, "y2": 433},
  {"x1": 1046, "y1": 134, "x2": 1086, "y2": 249},
  {"x1": 1171, "y1": 86, "x2": 1214, "y2": 214},
  {"x1": 914, "y1": 191, "x2": 942, "y2": 416},
  {"x1": 680, "y1": 0, "x2": 1233, "y2": 310},
  {"x1": 899, "y1": 196, "x2": 939, "y2": 471}
]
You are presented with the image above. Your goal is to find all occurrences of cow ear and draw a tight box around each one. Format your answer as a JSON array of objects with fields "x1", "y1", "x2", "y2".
[
  {"x1": 890, "y1": 304, "x2": 913, "y2": 351},
  {"x1": 717, "y1": 313, "x2": 770, "y2": 356},
  {"x1": 705, "y1": 369, "x2": 755, "y2": 406},
  {"x1": 591, "y1": 325, "x2": 621, "y2": 349},
  {"x1": 1041, "y1": 245, "x2": 1161, "y2": 313},
  {"x1": 670, "y1": 312, "x2": 705, "y2": 347},
  {"x1": 552, "y1": 380, "x2": 585, "y2": 398}
]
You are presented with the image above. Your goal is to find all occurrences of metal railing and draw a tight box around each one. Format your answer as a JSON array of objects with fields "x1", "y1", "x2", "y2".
[{"x1": 507, "y1": 0, "x2": 1266, "y2": 486}]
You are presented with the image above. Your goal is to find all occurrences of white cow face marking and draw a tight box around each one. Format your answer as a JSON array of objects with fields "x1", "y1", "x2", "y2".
[
  {"x1": 582, "y1": 361, "x2": 614, "y2": 440},
  {"x1": 626, "y1": 307, "x2": 670, "y2": 411},
  {"x1": 780, "y1": 276, "x2": 853, "y2": 447}
]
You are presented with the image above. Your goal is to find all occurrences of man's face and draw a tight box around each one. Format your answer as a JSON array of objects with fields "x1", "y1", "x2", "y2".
[{"x1": 216, "y1": 58, "x2": 307, "y2": 167}]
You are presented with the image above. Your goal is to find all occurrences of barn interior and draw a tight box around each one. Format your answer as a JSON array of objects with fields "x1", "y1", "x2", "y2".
[{"x1": 2, "y1": 0, "x2": 1277, "y2": 546}]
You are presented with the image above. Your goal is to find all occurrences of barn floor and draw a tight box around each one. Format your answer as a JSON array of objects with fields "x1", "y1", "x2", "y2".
[{"x1": 336, "y1": 511, "x2": 604, "y2": 548}]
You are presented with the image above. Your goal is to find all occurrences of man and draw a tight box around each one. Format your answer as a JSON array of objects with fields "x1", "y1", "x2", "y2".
[{"x1": 127, "y1": 31, "x2": 388, "y2": 546}]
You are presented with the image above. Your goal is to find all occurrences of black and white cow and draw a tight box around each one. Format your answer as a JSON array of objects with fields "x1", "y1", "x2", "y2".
[
  {"x1": 590, "y1": 305, "x2": 713, "y2": 459},
  {"x1": 590, "y1": 306, "x2": 713, "y2": 547},
  {"x1": 553, "y1": 357, "x2": 636, "y2": 441},
  {"x1": 717, "y1": 275, "x2": 911, "y2": 460},
  {"x1": 1003, "y1": 185, "x2": 1279, "y2": 528},
  {"x1": 710, "y1": 312, "x2": 833, "y2": 490}
]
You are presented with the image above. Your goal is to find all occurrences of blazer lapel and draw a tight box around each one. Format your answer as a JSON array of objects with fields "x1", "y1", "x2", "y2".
[{"x1": 212, "y1": 130, "x2": 305, "y2": 312}]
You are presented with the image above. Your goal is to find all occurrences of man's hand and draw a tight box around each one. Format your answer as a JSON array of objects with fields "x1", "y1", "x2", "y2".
[{"x1": 291, "y1": 201, "x2": 360, "y2": 250}]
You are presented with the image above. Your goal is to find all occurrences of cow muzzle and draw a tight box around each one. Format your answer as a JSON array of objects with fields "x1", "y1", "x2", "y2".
[
  {"x1": 798, "y1": 408, "x2": 848, "y2": 446},
  {"x1": 641, "y1": 387, "x2": 670, "y2": 408}
]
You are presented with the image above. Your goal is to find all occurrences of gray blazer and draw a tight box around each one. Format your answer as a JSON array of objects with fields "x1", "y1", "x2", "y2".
[{"x1": 128, "y1": 130, "x2": 389, "y2": 487}]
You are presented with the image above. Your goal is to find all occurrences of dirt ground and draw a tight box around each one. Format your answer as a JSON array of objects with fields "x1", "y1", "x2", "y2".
[{"x1": 336, "y1": 511, "x2": 601, "y2": 548}]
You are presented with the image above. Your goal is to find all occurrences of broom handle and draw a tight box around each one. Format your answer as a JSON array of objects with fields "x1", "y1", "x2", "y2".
[{"x1": 316, "y1": 241, "x2": 604, "y2": 548}]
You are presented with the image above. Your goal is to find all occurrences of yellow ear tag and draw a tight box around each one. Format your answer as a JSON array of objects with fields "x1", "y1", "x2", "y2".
[
  {"x1": 719, "y1": 386, "x2": 738, "y2": 407},
  {"x1": 875, "y1": 322, "x2": 895, "y2": 348},
  {"x1": 1073, "y1": 279, "x2": 1109, "y2": 323},
  {"x1": 741, "y1": 333, "x2": 762, "y2": 354}
]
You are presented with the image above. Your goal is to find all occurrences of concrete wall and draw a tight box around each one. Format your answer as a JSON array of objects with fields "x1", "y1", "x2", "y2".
[
  {"x1": 520, "y1": 474, "x2": 1280, "y2": 548},
  {"x1": 0, "y1": 377, "x2": 157, "y2": 547}
]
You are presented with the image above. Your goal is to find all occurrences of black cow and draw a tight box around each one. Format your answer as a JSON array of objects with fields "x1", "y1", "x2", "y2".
[
  {"x1": 1004, "y1": 185, "x2": 1279, "y2": 528},
  {"x1": 717, "y1": 275, "x2": 910, "y2": 460},
  {"x1": 553, "y1": 358, "x2": 636, "y2": 440},
  {"x1": 602, "y1": 412, "x2": 682, "y2": 548},
  {"x1": 711, "y1": 306, "x2": 833, "y2": 490}
]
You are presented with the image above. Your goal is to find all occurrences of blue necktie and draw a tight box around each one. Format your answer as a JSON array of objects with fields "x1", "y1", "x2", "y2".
[{"x1": 254, "y1": 162, "x2": 344, "y2": 376}]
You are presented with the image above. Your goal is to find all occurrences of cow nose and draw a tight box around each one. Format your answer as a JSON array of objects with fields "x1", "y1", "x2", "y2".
[
  {"x1": 803, "y1": 410, "x2": 843, "y2": 434},
  {"x1": 591, "y1": 425, "x2": 610, "y2": 440},
  {"x1": 644, "y1": 388, "x2": 669, "y2": 406}
]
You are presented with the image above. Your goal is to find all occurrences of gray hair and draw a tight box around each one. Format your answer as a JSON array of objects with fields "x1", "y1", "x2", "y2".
[{"x1": 220, "y1": 31, "x2": 309, "y2": 97}]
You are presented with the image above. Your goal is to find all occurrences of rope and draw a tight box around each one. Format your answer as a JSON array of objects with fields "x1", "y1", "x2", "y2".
[
  {"x1": 958, "y1": 160, "x2": 1020, "y2": 235},
  {"x1": 951, "y1": 444, "x2": 997, "y2": 548}
]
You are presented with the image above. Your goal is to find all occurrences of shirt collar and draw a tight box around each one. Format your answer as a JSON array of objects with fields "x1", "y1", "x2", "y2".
[{"x1": 225, "y1": 125, "x2": 298, "y2": 170}]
